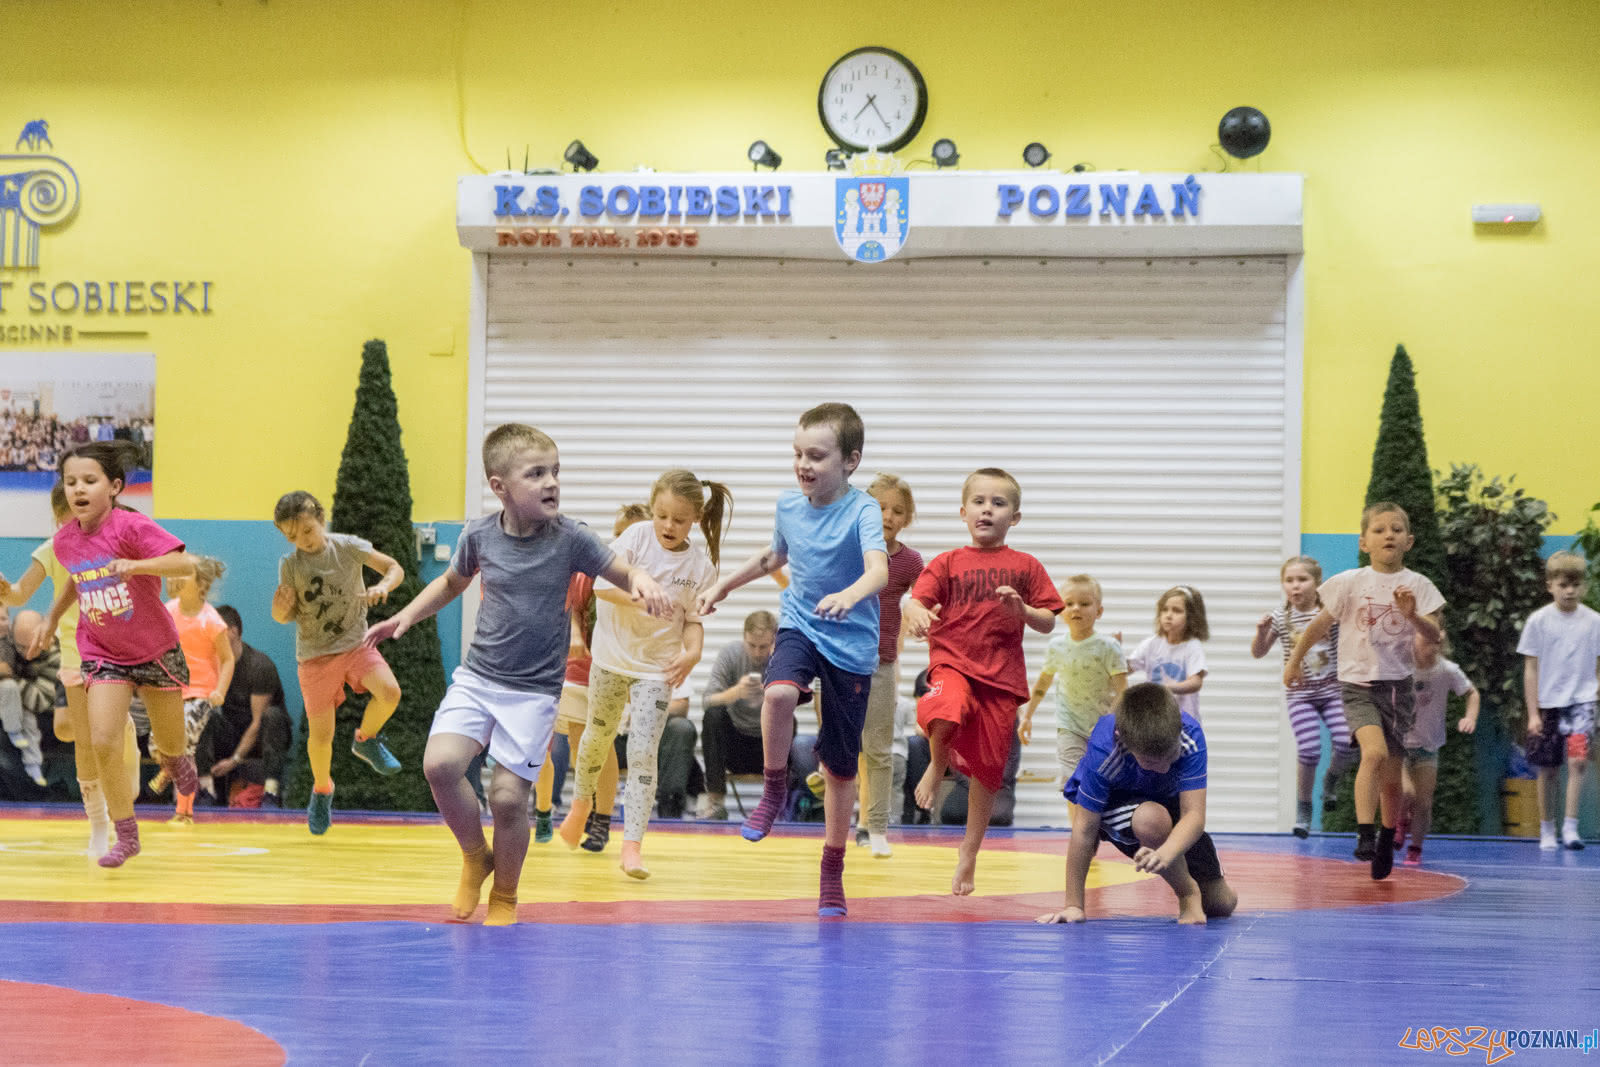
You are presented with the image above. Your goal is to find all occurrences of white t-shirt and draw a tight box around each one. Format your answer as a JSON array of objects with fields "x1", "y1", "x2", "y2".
[
  {"x1": 1319, "y1": 567, "x2": 1446, "y2": 683},
  {"x1": 1516, "y1": 603, "x2": 1600, "y2": 708},
  {"x1": 1403, "y1": 657, "x2": 1473, "y2": 752},
  {"x1": 590, "y1": 520, "x2": 718, "y2": 682},
  {"x1": 1127, "y1": 635, "x2": 1207, "y2": 720}
]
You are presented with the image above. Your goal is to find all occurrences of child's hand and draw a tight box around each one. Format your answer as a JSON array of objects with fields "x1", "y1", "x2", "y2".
[
  {"x1": 364, "y1": 583, "x2": 390, "y2": 606},
  {"x1": 1394, "y1": 586, "x2": 1417, "y2": 619},
  {"x1": 273, "y1": 585, "x2": 297, "y2": 619},
  {"x1": 1526, "y1": 712, "x2": 1542, "y2": 738},
  {"x1": 1283, "y1": 661, "x2": 1304, "y2": 688},
  {"x1": 109, "y1": 558, "x2": 139, "y2": 577},
  {"x1": 665, "y1": 650, "x2": 697, "y2": 689},
  {"x1": 364, "y1": 615, "x2": 410, "y2": 647},
  {"x1": 694, "y1": 584, "x2": 726, "y2": 618},
  {"x1": 1017, "y1": 710, "x2": 1034, "y2": 745},
  {"x1": 1035, "y1": 906, "x2": 1086, "y2": 924},
  {"x1": 903, "y1": 600, "x2": 940, "y2": 639},
  {"x1": 1133, "y1": 846, "x2": 1170, "y2": 874},
  {"x1": 24, "y1": 625, "x2": 52, "y2": 660},
  {"x1": 995, "y1": 585, "x2": 1024, "y2": 619},
  {"x1": 0, "y1": 574, "x2": 11, "y2": 599},
  {"x1": 630, "y1": 572, "x2": 673, "y2": 618},
  {"x1": 208, "y1": 688, "x2": 227, "y2": 707},
  {"x1": 815, "y1": 588, "x2": 860, "y2": 621},
  {"x1": 1256, "y1": 613, "x2": 1275, "y2": 638},
  {"x1": 1458, "y1": 714, "x2": 1478, "y2": 735}
]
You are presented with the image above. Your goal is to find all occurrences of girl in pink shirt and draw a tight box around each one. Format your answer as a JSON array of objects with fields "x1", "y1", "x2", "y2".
[
  {"x1": 161, "y1": 557, "x2": 235, "y2": 821},
  {"x1": 31, "y1": 443, "x2": 200, "y2": 868}
]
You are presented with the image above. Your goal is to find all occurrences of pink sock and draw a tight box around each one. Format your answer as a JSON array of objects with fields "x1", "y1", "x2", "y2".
[
  {"x1": 98, "y1": 817, "x2": 141, "y2": 868},
  {"x1": 819, "y1": 844, "x2": 847, "y2": 916},
  {"x1": 162, "y1": 753, "x2": 199, "y2": 798},
  {"x1": 739, "y1": 767, "x2": 788, "y2": 842}
]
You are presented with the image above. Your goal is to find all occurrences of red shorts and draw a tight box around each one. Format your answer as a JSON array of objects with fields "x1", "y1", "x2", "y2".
[
  {"x1": 916, "y1": 665, "x2": 1019, "y2": 794},
  {"x1": 297, "y1": 646, "x2": 391, "y2": 716}
]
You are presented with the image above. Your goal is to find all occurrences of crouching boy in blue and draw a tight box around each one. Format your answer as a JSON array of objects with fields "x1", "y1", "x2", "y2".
[{"x1": 1037, "y1": 683, "x2": 1238, "y2": 925}]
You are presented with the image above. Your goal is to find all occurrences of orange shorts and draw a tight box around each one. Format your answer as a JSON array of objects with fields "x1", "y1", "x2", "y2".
[
  {"x1": 916, "y1": 665, "x2": 1019, "y2": 794},
  {"x1": 297, "y1": 645, "x2": 391, "y2": 716}
]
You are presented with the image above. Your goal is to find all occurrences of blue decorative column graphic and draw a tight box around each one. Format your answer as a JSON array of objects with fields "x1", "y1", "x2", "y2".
[{"x1": 2, "y1": 121, "x2": 80, "y2": 269}]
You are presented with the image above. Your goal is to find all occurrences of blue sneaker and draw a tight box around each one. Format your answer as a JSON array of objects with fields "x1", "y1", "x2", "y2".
[
  {"x1": 307, "y1": 791, "x2": 333, "y2": 835},
  {"x1": 351, "y1": 735, "x2": 401, "y2": 776}
]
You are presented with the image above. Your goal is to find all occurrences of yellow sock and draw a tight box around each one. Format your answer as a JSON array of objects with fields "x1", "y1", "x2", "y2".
[
  {"x1": 483, "y1": 887, "x2": 519, "y2": 926},
  {"x1": 451, "y1": 845, "x2": 494, "y2": 920}
]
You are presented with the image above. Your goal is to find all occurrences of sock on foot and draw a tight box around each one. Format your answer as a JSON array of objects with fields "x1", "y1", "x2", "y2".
[
  {"x1": 1354, "y1": 823, "x2": 1376, "y2": 860},
  {"x1": 1371, "y1": 826, "x2": 1396, "y2": 880},
  {"x1": 452, "y1": 845, "x2": 495, "y2": 920},
  {"x1": 175, "y1": 790, "x2": 195, "y2": 817},
  {"x1": 98, "y1": 816, "x2": 140, "y2": 868},
  {"x1": 1563, "y1": 817, "x2": 1585, "y2": 848},
  {"x1": 161, "y1": 753, "x2": 199, "y2": 798},
  {"x1": 741, "y1": 767, "x2": 788, "y2": 842},
  {"x1": 483, "y1": 887, "x2": 519, "y2": 926},
  {"x1": 819, "y1": 844, "x2": 847, "y2": 917},
  {"x1": 1294, "y1": 801, "x2": 1312, "y2": 838},
  {"x1": 80, "y1": 780, "x2": 110, "y2": 858}
]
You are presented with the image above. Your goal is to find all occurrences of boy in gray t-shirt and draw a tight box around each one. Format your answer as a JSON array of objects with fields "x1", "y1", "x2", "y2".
[{"x1": 367, "y1": 423, "x2": 670, "y2": 927}]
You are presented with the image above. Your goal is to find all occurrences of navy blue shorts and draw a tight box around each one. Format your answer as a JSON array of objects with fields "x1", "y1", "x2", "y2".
[
  {"x1": 765, "y1": 628, "x2": 871, "y2": 779},
  {"x1": 1099, "y1": 793, "x2": 1224, "y2": 885}
]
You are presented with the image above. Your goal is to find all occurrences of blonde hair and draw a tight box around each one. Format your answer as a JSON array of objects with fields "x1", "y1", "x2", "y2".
[
  {"x1": 1279, "y1": 555, "x2": 1324, "y2": 609},
  {"x1": 650, "y1": 469, "x2": 734, "y2": 568},
  {"x1": 1061, "y1": 574, "x2": 1102, "y2": 603},
  {"x1": 1546, "y1": 551, "x2": 1586, "y2": 582},
  {"x1": 192, "y1": 556, "x2": 226, "y2": 597},
  {"x1": 961, "y1": 467, "x2": 1022, "y2": 509},
  {"x1": 614, "y1": 502, "x2": 650, "y2": 537},
  {"x1": 1156, "y1": 585, "x2": 1209, "y2": 642},
  {"x1": 483, "y1": 423, "x2": 557, "y2": 479},
  {"x1": 49, "y1": 483, "x2": 69, "y2": 521},
  {"x1": 867, "y1": 473, "x2": 916, "y2": 524},
  {"x1": 1361, "y1": 501, "x2": 1410, "y2": 534}
]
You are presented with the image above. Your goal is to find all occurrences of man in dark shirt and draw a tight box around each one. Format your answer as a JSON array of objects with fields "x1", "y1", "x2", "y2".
[{"x1": 197, "y1": 605, "x2": 291, "y2": 806}]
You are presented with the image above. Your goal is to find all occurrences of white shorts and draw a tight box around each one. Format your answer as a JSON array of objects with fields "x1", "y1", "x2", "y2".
[{"x1": 430, "y1": 667, "x2": 558, "y2": 782}]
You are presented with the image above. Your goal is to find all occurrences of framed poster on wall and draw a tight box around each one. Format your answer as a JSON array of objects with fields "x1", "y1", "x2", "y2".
[{"x1": 0, "y1": 352, "x2": 156, "y2": 536}]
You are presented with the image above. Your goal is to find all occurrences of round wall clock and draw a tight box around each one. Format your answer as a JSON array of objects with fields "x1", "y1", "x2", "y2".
[{"x1": 817, "y1": 46, "x2": 928, "y2": 154}]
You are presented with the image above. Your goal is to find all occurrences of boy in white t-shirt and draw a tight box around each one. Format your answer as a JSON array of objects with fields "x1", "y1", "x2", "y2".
[
  {"x1": 1286, "y1": 502, "x2": 1444, "y2": 881},
  {"x1": 1517, "y1": 551, "x2": 1600, "y2": 851}
]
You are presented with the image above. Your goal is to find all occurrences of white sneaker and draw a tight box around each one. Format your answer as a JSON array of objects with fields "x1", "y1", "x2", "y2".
[
  {"x1": 869, "y1": 831, "x2": 892, "y2": 858},
  {"x1": 1540, "y1": 828, "x2": 1559, "y2": 851}
]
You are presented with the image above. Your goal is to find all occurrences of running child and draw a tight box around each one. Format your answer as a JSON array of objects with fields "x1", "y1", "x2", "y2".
[
  {"x1": 1128, "y1": 586, "x2": 1209, "y2": 721},
  {"x1": 271, "y1": 491, "x2": 405, "y2": 835},
  {"x1": 906, "y1": 468, "x2": 1061, "y2": 895},
  {"x1": 1037, "y1": 683, "x2": 1238, "y2": 925},
  {"x1": 1020, "y1": 574, "x2": 1126, "y2": 786},
  {"x1": 1285, "y1": 502, "x2": 1444, "y2": 880},
  {"x1": 558, "y1": 471, "x2": 728, "y2": 878},
  {"x1": 1, "y1": 484, "x2": 140, "y2": 856},
  {"x1": 858, "y1": 473, "x2": 923, "y2": 858},
  {"x1": 28, "y1": 442, "x2": 200, "y2": 868},
  {"x1": 697, "y1": 402, "x2": 887, "y2": 917},
  {"x1": 1517, "y1": 551, "x2": 1600, "y2": 851},
  {"x1": 1251, "y1": 556, "x2": 1355, "y2": 837},
  {"x1": 1396, "y1": 631, "x2": 1478, "y2": 864},
  {"x1": 158, "y1": 557, "x2": 234, "y2": 820},
  {"x1": 367, "y1": 424, "x2": 669, "y2": 925}
]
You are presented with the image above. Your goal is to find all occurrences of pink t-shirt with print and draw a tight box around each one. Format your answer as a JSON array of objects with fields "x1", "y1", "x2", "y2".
[{"x1": 53, "y1": 509, "x2": 185, "y2": 666}]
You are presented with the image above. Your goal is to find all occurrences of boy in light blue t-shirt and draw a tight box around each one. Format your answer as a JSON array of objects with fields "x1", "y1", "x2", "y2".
[{"x1": 698, "y1": 402, "x2": 887, "y2": 917}]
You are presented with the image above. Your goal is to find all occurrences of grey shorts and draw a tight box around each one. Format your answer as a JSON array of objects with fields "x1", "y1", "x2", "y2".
[{"x1": 1342, "y1": 680, "x2": 1414, "y2": 757}]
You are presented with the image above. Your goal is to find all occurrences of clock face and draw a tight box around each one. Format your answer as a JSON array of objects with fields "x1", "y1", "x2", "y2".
[{"x1": 817, "y1": 46, "x2": 928, "y2": 153}]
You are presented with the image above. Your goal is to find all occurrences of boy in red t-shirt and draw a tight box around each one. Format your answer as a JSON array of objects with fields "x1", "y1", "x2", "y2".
[{"x1": 905, "y1": 468, "x2": 1062, "y2": 895}]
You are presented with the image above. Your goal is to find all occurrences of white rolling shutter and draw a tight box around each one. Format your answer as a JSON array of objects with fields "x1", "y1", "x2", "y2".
[{"x1": 477, "y1": 254, "x2": 1296, "y2": 831}]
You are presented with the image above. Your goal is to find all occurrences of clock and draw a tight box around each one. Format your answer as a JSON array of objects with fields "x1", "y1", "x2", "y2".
[{"x1": 817, "y1": 46, "x2": 928, "y2": 154}]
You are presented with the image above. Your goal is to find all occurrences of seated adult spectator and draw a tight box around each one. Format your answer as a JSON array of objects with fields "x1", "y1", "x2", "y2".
[
  {"x1": 0, "y1": 608, "x2": 54, "y2": 793},
  {"x1": 903, "y1": 668, "x2": 1026, "y2": 826},
  {"x1": 198, "y1": 605, "x2": 292, "y2": 806},
  {"x1": 698, "y1": 610, "x2": 782, "y2": 820}
]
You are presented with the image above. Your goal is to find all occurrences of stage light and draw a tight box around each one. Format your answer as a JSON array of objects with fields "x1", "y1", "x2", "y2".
[
  {"x1": 1218, "y1": 107, "x2": 1271, "y2": 159},
  {"x1": 1022, "y1": 142, "x2": 1051, "y2": 168},
  {"x1": 747, "y1": 140, "x2": 782, "y2": 170},
  {"x1": 824, "y1": 148, "x2": 848, "y2": 171},
  {"x1": 931, "y1": 138, "x2": 960, "y2": 168},
  {"x1": 563, "y1": 140, "x2": 599, "y2": 172}
]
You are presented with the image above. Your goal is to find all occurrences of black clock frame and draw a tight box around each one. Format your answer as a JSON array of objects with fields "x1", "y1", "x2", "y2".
[{"x1": 817, "y1": 46, "x2": 929, "y2": 154}]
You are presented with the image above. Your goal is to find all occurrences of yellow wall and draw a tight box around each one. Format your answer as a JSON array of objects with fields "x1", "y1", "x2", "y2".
[{"x1": 6, "y1": 0, "x2": 1597, "y2": 531}]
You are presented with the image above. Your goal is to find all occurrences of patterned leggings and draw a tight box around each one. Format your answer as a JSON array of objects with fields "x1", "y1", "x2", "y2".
[
  {"x1": 1288, "y1": 685, "x2": 1353, "y2": 767},
  {"x1": 181, "y1": 698, "x2": 216, "y2": 757},
  {"x1": 575, "y1": 666, "x2": 671, "y2": 843}
]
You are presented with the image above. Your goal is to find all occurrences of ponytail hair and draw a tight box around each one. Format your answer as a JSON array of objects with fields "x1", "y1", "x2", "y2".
[
  {"x1": 274, "y1": 490, "x2": 324, "y2": 526},
  {"x1": 650, "y1": 469, "x2": 734, "y2": 568},
  {"x1": 58, "y1": 441, "x2": 144, "y2": 496},
  {"x1": 614, "y1": 502, "x2": 650, "y2": 537},
  {"x1": 192, "y1": 556, "x2": 226, "y2": 597},
  {"x1": 49, "y1": 482, "x2": 69, "y2": 521}
]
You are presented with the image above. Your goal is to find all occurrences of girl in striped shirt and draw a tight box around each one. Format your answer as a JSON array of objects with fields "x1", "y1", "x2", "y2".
[{"x1": 1252, "y1": 556, "x2": 1354, "y2": 837}]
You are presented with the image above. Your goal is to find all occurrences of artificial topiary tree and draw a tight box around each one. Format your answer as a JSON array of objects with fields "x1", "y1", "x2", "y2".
[
  {"x1": 287, "y1": 339, "x2": 444, "y2": 811},
  {"x1": 1435, "y1": 465, "x2": 1552, "y2": 833},
  {"x1": 1327, "y1": 344, "x2": 1449, "y2": 832}
]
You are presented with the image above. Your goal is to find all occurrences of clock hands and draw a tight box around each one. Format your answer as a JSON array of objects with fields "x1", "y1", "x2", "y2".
[
  {"x1": 868, "y1": 96, "x2": 890, "y2": 127},
  {"x1": 853, "y1": 94, "x2": 877, "y2": 120}
]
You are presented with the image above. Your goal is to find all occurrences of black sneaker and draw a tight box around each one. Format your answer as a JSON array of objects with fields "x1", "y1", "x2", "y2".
[
  {"x1": 1353, "y1": 836, "x2": 1376, "y2": 861},
  {"x1": 580, "y1": 812, "x2": 611, "y2": 853},
  {"x1": 1371, "y1": 827, "x2": 1396, "y2": 880}
]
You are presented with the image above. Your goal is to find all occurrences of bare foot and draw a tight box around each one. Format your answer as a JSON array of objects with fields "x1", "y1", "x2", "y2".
[
  {"x1": 913, "y1": 763, "x2": 941, "y2": 811},
  {"x1": 951, "y1": 847, "x2": 977, "y2": 896},
  {"x1": 620, "y1": 840, "x2": 650, "y2": 880},
  {"x1": 1176, "y1": 891, "x2": 1207, "y2": 925},
  {"x1": 558, "y1": 796, "x2": 592, "y2": 850}
]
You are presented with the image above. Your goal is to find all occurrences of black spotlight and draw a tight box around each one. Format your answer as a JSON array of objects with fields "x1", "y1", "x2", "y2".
[
  {"x1": 931, "y1": 138, "x2": 960, "y2": 168},
  {"x1": 563, "y1": 139, "x2": 599, "y2": 172},
  {"x1": 1022, "y1": 142, "x2": 1051, "y2": 168},
  {"x1": 824, "y1": 148, "x2": 848, "y2": 171},
  {"x1": 748, "y1": 140, "x2": 782, "y2": 170},
  {"x1": 1218, "y1": 107, "x2": 1271, "y2": 159}
]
